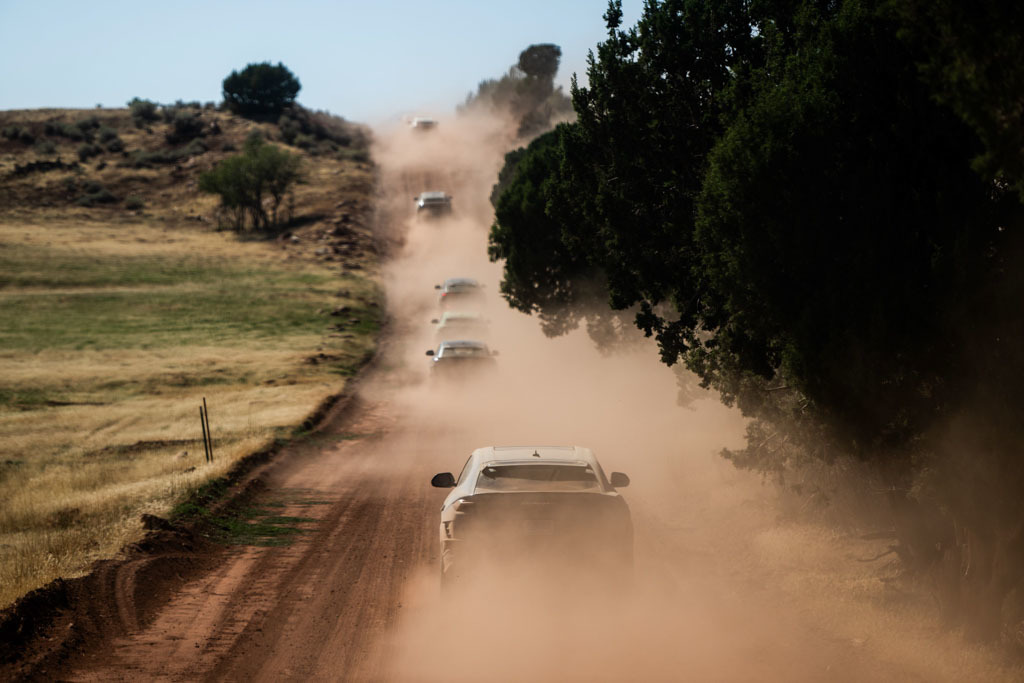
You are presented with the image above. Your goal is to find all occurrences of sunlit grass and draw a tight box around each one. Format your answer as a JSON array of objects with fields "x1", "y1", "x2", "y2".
[{"x1": 0, "y1": 219, "x2": 380, "y2": 608}]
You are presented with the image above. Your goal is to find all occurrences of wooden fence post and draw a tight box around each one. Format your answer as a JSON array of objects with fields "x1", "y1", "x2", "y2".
[
  {"x1": 202, "y1": 397, "x2": 214, "y2": 462},
  {"x1": 200, "y1": 406, "x2": 211, "y2": 463}
]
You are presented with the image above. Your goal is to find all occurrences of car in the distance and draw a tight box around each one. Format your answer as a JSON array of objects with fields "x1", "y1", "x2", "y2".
[
  {"x1": 430, "y1": 445, "x2": 632, "y2": 588},
  {"x1": 415, "y1": 191, "x2": 452, "y2": 216},
  {"x1": 431, "y1": 311, "x2": 489, "y2": 341},
  {"x1": 434, "y1": 277, "x2": 484, "y2": 309},
  {"x1": 409, "y1": 117, "x2": 438, "y2": 131},
  {"x1": 425, "y1": 340, "x2": 497, "y2": 378}
]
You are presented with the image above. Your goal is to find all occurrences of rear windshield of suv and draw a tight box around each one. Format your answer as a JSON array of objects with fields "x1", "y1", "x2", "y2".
[{"x1": 475, "y1": 464, "x2": 600, "y2": 492}]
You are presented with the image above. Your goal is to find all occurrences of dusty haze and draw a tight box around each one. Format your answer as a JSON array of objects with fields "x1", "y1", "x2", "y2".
[
  {"x1": 359, "y1": 113, "x2": 1001, "y2": 682},
  {"x1": 41, "y1": 110, "x2": 1021, "y2": 683}
]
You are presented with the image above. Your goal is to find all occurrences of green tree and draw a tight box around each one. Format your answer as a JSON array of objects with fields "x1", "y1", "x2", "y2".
[
  {"x1": 489, "y1": 128, "x2": 589, "y2": 336},
  {"x1": 495, "y1": 0, "x2": 754, "y2": 351},
  {"x1": 893, "y1": 0, "x2": 1024, "y2": 197},
  {"x1": 461, "y1": 43, "x2": 574, "y2": 138},
  {"x1": 199, "y1": 134, "x2": 302, "y2": 231},
  {"x1": 127, "y1": 97, "x2": 159, "y2": 127},
  {"x1": 488, "y1": 125, "x2": 642, "y2": 349},
  {"x1": 488, "y1": 0, "x2": 1024, "y2": 637},
  {"x1": 517, "y1": 43, "x2": 562, "y2": 80},
  {"x1": 222, "y1": 62, "x2": 301, "y2": 117}
]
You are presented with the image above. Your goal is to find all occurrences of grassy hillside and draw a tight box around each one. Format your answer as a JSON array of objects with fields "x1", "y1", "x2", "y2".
[{"x1": 0, "y1": 106, "x2": 381, "y2": 608}]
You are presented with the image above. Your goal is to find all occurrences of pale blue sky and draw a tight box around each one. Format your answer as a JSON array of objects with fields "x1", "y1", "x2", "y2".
[{"x1": 0, "y1": 0, "x2": 642, "y2": 124}]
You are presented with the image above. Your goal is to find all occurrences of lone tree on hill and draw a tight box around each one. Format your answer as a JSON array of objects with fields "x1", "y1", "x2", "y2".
[
  {"x1": 222, "y1": 62, "x2": 301, "y2": 117},
  {"x1": 517, "y1": 43, "x2": 562, "y2": 80}
]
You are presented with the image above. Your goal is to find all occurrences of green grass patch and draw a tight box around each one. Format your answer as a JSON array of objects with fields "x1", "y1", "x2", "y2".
[
  {"x1": 170, "y1": 476, "x2": 230, "y2": 519},
  {"x1": 212, "y1": 507, "x2": 315, "y2": 547},
  {"x1": 0, "y1": 233, "x2": 348, "y2": 351},
  {"x1": 179, "y1": 487, "x2": 331, "y2": 547},
  {"x1": 0, "y1": 268, "x2": 340, "y2": 351},
  {"x1": 0, "y1": 242, "x2": 280, "y2": 289}
]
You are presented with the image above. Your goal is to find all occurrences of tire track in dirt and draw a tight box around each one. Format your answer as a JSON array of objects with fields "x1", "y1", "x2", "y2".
[{"x1": 61, "y1": 396, "x2": 440, "y2": 682}]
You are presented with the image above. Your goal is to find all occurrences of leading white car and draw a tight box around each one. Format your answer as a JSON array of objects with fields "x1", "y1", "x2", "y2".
[{"x1": 431, "y1": 445, "x2": 632, "y2": 589}]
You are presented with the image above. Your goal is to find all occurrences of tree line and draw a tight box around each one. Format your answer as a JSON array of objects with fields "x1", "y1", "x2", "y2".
[{"x1": 488, "y1": 0, "x2": 1024, "y2": 639}]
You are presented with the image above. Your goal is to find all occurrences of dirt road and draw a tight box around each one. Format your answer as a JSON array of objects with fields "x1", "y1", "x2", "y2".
[
  {"x1": 57, "y1": 386, "x2": 934, "y2": 682},
  {"x1": 58, "y1": 115, "x2": 1018, "y2": 682}
]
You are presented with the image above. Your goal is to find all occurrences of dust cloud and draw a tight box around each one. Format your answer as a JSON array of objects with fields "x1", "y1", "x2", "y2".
[{"x1": 365, "y1": 112, "x2": 887, "y2": 682}]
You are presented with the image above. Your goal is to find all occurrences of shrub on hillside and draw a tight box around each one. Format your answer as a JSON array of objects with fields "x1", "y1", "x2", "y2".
[
  {"x1": 74, "y1": 181, "x2": 117, "y2": 206},
  {"x1": 293, "y1": 133, "x2": 316, "y2": 150},
  {"x1": 183, "y1": 139, "x2": 207, "y2": 156},
  {"x1": 124, "y1": 148, "x2": 183, "y2": 168},
  {"x1": 97, "y1": 126, "x2": 119, "y2": 143},
  {"x1": 199, "y1": 133, "x2": 302, "y2": 231},
  {"x1": 123, "y1": 139, "x2": 206, "y2": 168},
  {"x1": 279, "y1": 115, "x2": 301, "y2": 145},
  {"x1": 75, "y1": 116, "x2": 100, "y2": 132},
  {"x1": 77, "y1": 143, "x2": 102, "y2": 161},
  {"x1": 277, "y1": 106, "x2": 367, "y2": 157},
  {"x1": 165, "y1": 110, "x2": 204, "y2": 144},
  {"x1": 2, "y1": 126, "x2": 35, "y2": 144},
  {"x1": 34, "y1": 140, "x2": 56, "y2": 155},
  {"x1": 124, "y1": 195, "x2": 144, "y2": 210},
  {"x1": 44, "y1": 122, "x2": 89, "y2": 141},
  {"x1": 105, "y1": 137, "x2": 125, "y2": 153},
  {"x1": 222, "y1": 62, "x2": 300, "y2": 117},
  {"x1": 128, "y1": 97, "x2": 159, "y2": 126}
]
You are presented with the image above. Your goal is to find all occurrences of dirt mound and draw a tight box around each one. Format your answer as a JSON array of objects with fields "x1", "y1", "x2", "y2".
[{"x1": 0, "y1": 522, "x2": 216, "y2": 681}]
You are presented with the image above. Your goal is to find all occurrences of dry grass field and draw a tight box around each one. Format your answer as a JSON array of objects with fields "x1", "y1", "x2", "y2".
[{"x1": 0, "y1": 106, "x2": 381, "y2": 608}]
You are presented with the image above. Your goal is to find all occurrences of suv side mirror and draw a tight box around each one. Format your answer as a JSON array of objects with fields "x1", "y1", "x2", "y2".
[
  {"x1": 426, "y1": 349, "x2": 435, "y2": 356},
  {"x1": 431, "y1": 472, "x2": 456, "y2": 488},
  {"x1": 430, "y1": 319, "x2": 439, "y2": 324},
  {"x1": 610, "y1": 472, "x2": 630, "y2": 488},
  {"x1": 434, "y1": 284, "x2": 441, "y2": 290}
]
